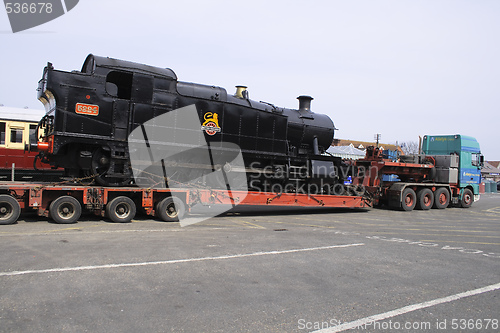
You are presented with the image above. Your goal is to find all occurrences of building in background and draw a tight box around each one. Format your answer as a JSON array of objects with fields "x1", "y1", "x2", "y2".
[
  {"x1": 482, "y1": 161, "x2": 500, "y2": 182},
  {"x1": 329, "y1": 139, "x2": 404, "y2": 160}
]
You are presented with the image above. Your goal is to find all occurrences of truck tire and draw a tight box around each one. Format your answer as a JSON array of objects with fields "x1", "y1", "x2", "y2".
[
  {"x1": 106, "y1": 196, "x2": 136, "y2": 223},
  {"x1": 49, "y1": 196, "x2": 81, "y2": 224},
  {"x1": 401, "y1": 188, "x2": 416, "y2": 211},
  {"x1": 156, "y1": 197, "x2": 185, "y2": 222},
  {"x1": 433, "y1": 188, "x2": 450, "y2": 209},
  {"x1": 460, "y1": 188, "x2": 473, "y2": 208},
  {"x1": 416, "y1": 188, "x2": 434, "y2": 210},
  {"x1": 0, "y1": 194, "x2": 21, "y2": 225}
]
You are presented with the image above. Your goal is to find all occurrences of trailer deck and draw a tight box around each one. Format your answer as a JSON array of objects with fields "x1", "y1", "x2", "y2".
[{"x1": 0, "y1": 182, "x2": 370, "y2": 225}]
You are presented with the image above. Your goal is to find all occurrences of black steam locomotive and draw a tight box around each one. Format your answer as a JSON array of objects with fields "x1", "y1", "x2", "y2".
[{"x1": 32, "y1": 54, "x2": 348, "y2": 192}]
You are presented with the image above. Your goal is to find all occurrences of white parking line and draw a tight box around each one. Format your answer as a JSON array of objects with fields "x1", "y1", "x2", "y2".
[
  {"x1": 312, "y1": 282, "x2": 500, "y2": 333},
  {"x1": 0, "y1": 243, "x2": 364, "y2": 277}
]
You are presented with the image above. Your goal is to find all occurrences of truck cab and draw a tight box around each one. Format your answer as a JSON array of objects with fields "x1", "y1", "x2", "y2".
[{"x1": 421, "y1": 135, "x2": 483, "y2": 205}]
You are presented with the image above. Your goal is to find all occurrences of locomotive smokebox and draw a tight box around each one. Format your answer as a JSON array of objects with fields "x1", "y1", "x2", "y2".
[{"x1": 297, "y1": 95, "x2": 313, "y2": 113}]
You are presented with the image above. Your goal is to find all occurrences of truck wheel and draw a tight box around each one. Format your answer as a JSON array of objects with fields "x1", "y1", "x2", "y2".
[
  {"x1": 433, "y1": 188, "x2": 450, "y2": 209},
  {"x1": 49, "y1": 196, "x2": 81, "y2": 224},
  {"x1": 460, "y1": 188, "x2": 473, "y2": 208},
  {"x1": 416, "y1": 188, "x2": 434, "y2": 210},
  {"x1": 156, "y1": 197, "x2": 185, "y2": 222},
  {"x1": 106, "y1": 196, "x2": 136, "y2": 223},
  {"x1": 401, "y1": 188, "x2": 416, "y2": 211},
  {"x1": 0, "y1": 194, "x2": 21, "y2": 225}
]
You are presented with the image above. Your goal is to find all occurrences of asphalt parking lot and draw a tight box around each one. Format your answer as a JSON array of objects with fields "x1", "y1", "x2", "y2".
[{"x1": 0, "y1": 194, "x2": 499, "y2": 332}]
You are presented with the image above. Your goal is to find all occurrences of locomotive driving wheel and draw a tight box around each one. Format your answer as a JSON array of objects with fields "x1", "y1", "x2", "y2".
[{"x1": 91, "y1": 148, "x2": 132, "y2": 187}]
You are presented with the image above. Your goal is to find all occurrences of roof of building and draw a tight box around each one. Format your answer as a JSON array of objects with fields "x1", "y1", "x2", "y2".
[
  {"x1": 487, "y1": 161, "x2": 500, "y2": 169},
  {"x1": 482, "y1": 161, "x2": 500, "y2": 175}
]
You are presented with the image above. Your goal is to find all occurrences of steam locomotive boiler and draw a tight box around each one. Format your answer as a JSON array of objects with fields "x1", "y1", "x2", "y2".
[{"x1": 31, "y1": 54, "x2": 348, "y2": 192}]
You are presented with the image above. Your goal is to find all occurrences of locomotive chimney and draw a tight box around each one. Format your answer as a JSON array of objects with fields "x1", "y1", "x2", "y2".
[
  {"x1": 235, "y1": 85, "x2": 248, "y2": 99},
  {"x1": 297, "y1": 95, "x2": 313, "y2": 112}
]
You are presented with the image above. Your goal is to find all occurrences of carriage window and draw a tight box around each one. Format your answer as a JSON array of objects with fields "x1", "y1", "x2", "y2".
[
  {"x1": 29, "y1": 124, "x2": 37, "y2": 142},
  {"x1": 106, "y1": 71, "x2": 133, "y2": 99},
  {"x1": 0, "y1": 122, "x2": 5, "y2": 145},
  {"x1": 10, "y1": 128, "x2": 23, "y2": 143}
]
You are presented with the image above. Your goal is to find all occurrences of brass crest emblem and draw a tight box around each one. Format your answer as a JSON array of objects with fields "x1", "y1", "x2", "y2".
[{"x1": 201, "y1": 112, "x2": 221, "y2": 136}]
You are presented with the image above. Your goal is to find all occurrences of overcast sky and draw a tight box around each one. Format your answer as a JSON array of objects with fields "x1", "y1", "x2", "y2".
[{"x1": 1, "y1": 0, "x2": 499, "y2": 159}]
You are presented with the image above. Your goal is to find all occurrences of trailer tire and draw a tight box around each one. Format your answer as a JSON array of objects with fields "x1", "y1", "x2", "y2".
[
  {"x1": 156, "y1": 197, "x2": 185, "y2": 222},
  {"x1": 106, "y1": 196, "x2": 136, "y2": 223},
  {"x1": 433, "y1": 188, "x2": 450, "y2": 209},
  {"x1": 49, "y1": 196, "x2": 81, "y2": 224},
  {"x1": 0, "y1": 194, "x2": 21, "y2": 225},
  {"x1": 401, "y1": 188, "x2": 416, "y2": 211},
  {"x1": 460, "y1": 188, "x2": 473, "y2": 208},
  {"x1": 416, "y1": 188, "x2": 434, "y2": 210}
]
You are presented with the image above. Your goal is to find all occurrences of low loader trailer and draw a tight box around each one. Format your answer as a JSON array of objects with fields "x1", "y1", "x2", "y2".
[
  {"x1": 0, "y1": 183, "x2": 369, "y2": 225},
  {"x1": 354, "y1": 135, "x2": 483, "y2": 211}
]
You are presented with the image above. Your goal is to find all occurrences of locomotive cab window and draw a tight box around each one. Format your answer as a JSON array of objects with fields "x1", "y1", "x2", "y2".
[{"x1": 106, "y1": 71, "x2": 133, "y2": 99}]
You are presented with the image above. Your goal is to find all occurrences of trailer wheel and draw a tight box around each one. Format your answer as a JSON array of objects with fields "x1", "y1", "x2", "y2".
[
  {"x1": 416, "y1": 188, "x2": 434, "y2": 210},
  {"x1": 460, "y1": 188, "x2": 473, "y2": 208},
  {"x1": 401, "y1": 188, "x2": 416, "y2": 211},
  {"x1": 106, "y1": 196, "x2": 136, "y2": 223},
  {"x1": 0, "y1": 194, "x2": 21, "y2": 225},
  {"x1": 433, "y1": 188, "x2": 450, "y2": 209},
  {"x1": 49, "y1": 196, "x2": 81, "y2": 224},
  {"x1": 156, "y1": 197, "x2": 185, "y2": 222}
]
